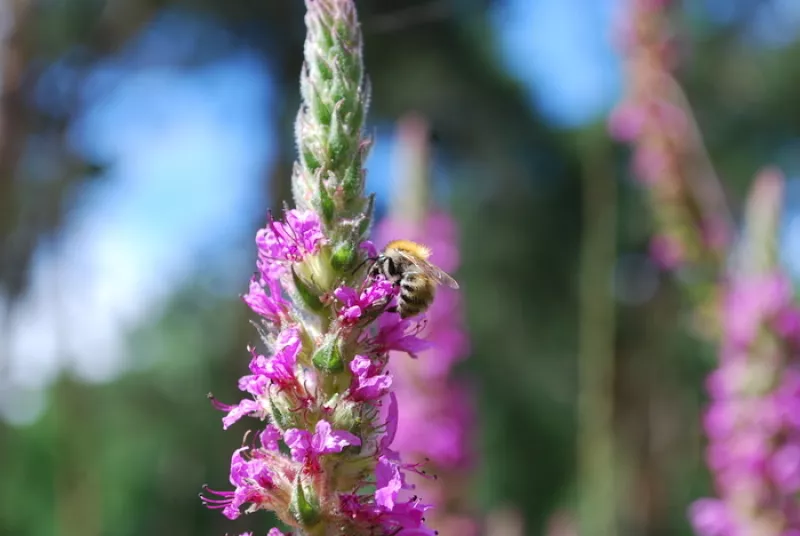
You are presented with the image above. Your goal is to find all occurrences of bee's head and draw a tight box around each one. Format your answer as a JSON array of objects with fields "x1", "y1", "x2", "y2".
[{"x1": 368, "y1": 255, "x2": 385, "y2": 276}]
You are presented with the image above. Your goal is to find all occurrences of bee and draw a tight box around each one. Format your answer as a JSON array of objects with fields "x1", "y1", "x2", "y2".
[{"x1": 369, "y1": 239, "x2": 459, "y2": 319}]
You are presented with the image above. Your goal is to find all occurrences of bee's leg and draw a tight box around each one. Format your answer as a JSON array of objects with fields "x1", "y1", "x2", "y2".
[{"x1": 386, "y1": 305, "x2": 399, "y2": 314}]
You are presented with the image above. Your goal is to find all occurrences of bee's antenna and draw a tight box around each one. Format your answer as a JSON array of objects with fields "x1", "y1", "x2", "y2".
[{"x1": 352, "y1": 256, "x2": 378, "y2": 275}]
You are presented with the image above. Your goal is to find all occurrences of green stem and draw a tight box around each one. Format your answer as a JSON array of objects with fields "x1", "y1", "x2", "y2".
[{"x1": 577, "y1": 128, "x2": 618, "y2": 536}]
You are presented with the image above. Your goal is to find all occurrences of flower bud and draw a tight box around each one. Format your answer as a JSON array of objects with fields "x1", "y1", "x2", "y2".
[
  {"x1": 267, "y1": 392, "x2": 298, "y2": 432},
  {"x1": 312, "y1": 337, "x2": 345, "y2": 375},
  {"x1": 317, "y1": 173, "x2": 336, "y2": 226},
  {"x1": 290, "y1": 473, "x2": 321, "y2": 528},
  {"x1": 331, "y1": 241, "x2": 356, "y2": 273}
]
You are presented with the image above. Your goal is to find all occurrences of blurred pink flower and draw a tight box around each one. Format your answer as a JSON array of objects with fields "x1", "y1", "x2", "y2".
[
  {"x1": 692, "y1": 272, "x2": 800, "y2": 534},
  {"x1": 375, "y1": 209, "x2": 476, "y2": 534}
]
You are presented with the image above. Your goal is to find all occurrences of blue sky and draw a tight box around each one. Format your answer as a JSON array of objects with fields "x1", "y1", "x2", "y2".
[{"x1": 2, "y1": 0, "x2": 799, "y2": 423}]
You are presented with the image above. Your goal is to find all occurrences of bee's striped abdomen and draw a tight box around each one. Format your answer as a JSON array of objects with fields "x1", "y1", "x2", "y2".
[{"x1": 397, "y1": 273, "x2": 435, "y2": 318}]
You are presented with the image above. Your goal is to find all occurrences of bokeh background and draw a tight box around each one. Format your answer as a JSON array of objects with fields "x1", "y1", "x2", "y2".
[{"x1": 2, "y1": 1, "x2": 800, "y2": 535}]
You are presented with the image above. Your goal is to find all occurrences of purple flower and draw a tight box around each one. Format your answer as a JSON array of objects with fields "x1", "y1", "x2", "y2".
[
  {"x1": 380, "y1": 392, "x2": 399, "y2": 452},
  {"x1": 360, "y1": 240, "x2": 378, "y2": 258},
  {"x1": 692, "y1": 273, "x2": 800, "y2": 533},
  {"x1": 339, "y1": 493, "x2": 435, "y2": 536},
  {"x1": 689, "y1": 499, "x2": 733, "y2": 536},
  {"x1": 238, "y1": 372, "x2": 268, "y2": 398},
  {"x1": 222, "y1": 399, "x2": 262, "y2": 430},
  {"x1": 334, "y1": 279, "x2": 396, "y2": 325},
  {"x1": 371, "y1": 314, "x2": 432, "y2": 358},
  {"x1": 375, "y1": 456, "x2": 406, "y2": 510},
  {"x1": 608, "y1": 102, "x2": 645, "y2": 142},
  {"x1": 243, "y1": 276, "x2": 288, "y2": 325},
  {"x1": 391, "y1": 382, "x2": 474, "y2": 468},
  {"x1": 283, "y1": 420, "x2": 361, "y2": 471},
  {"x1": 201, "y1": 447, "x2": 275, "y2": 520},
  {"x1": 256, "y1": 210, "x2": 326, "y2": 277},
  {"x1": 249, "y1": 327, "x2": 302, "y2": 388},
  {"x1": 349, "y1": 355, "x2": 392, "y2": 401},
  {"x1": 771, "y1": 444, "x2": 800, "y2": 494},
  {"x1": 724, "y1": 274, "x2": 793, "y2": 349},
  {"x1": 216, "y1": 327, "x2": 305, "y2": 429},
  {"x1": 260, "y1": 424, "x2": 282, "y2": 451}
]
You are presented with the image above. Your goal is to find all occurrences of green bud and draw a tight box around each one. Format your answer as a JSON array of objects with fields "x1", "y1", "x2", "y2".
[
  {"x1": 330, "y1": 75, "x2": 350, "y2": 116},
  {"x1": 290, "y1": 473, "x2": 321, "y2": 528},
  {"x1": 317, "y1": 173, "x2": 335, "y2": 225},
  {"x1": 292, "y1": 267, "x2": 324, "y2": 312},
  {"x1": 331, "y1": 241, "x2": 356, "y2": 272},
  {"x1": 267, "y1": 393, "x2": 295, "y2": 431},
  {"x1": 308, "y1": 82, "x2": 332, "y2": 127},
  {"x1": 330, "y1": 397, "x2": 360, "y2": 437},
  {"x1": 312, "y1": 336, "x2": 344, "y2": 373},
  {"x1": 328, "y1": 104, "x2": 351, "y2": 170},
  {"x1": 340, "y1": 44, "x2": 362, "y2": 86},
  {"x1": 301, "y1": 145, "x2": 321, "y2": 174},
  {"x1": 316, "y1": 21, "x2": 334, "y2": 53},
  {"x1": 351, "y1": 99, "x2": 365, "y2": 133},
  {"x1": 342, "y1": 157, "x2": 362, "y2": 202},
  {"x1": 316, "y1": 56, "x2": 333, "y2": 82}
]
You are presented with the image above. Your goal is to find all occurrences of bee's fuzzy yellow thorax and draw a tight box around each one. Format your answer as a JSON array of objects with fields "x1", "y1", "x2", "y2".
[{"x1": 385, "y1": 239, "x2": 431, "y2": 259}]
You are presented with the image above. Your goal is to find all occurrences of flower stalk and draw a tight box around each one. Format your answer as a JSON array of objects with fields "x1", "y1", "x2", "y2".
[
  {"x1": 610, "y1": 0, "x2": 734, "y2": 338},
  {"x1": 202, "y1": 2, "x2": 438, "y2": 535}
]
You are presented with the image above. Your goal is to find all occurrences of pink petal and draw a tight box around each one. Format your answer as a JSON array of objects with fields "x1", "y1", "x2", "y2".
[
  {"x1": 334, "y1": 286, "x2": 358, "y2": 305},
  {"x1": 284, "y1": 428, "x2": 311, "y2": 462},
  {"x1": 260, "y1": 424, "x2": 282, "y2": 451},
  {"x1": 381, "y1": 393, "x2": 399, "y2": 451},
  {"x1": 375, "y1": 457, "x2": 403, "y2": 510},
  {"x1": 222, "y1": 399, "x2": 260, "y2": 430},
  {"x1": 313, "y1": 420, "x2": 361, "y2": 454}
]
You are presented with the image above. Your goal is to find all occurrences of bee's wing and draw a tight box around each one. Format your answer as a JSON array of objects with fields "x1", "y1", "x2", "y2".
[{"x1": 397, "y1": 251, "x2": 460, "y2": 289}]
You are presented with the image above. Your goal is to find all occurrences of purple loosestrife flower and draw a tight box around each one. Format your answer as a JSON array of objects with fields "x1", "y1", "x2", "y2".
[
  {"x1": 610, "y1": 0, "x2": 732, "y2": 297},
  {"x1": 690, "y1": 171, "x2": 800, "y2": 535},
  {"x1": 203, "y1": 2, "x2": 441, "y2": 535},
  {"x1": 349, "y1": 355, "x2": 392, "y2": 402}
]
